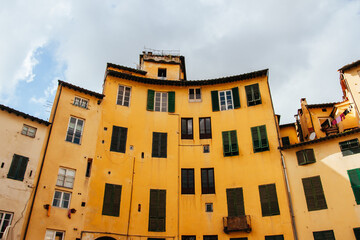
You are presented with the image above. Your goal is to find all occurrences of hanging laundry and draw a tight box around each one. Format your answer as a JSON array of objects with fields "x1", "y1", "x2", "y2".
[
  {"x1": 336, "y1": 116, "x2": 341, "y2": 124},
  {"x1": 331, "y1": 119, "x2": 337, "y2": 126},
  {"x1": 340, "y1": 113, "x2": 345, "y2": 120}
]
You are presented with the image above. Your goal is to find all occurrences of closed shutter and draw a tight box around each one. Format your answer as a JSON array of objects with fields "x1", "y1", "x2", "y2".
[
  {"x1": 251, "y1": 125, "x2": 269, "y2": 153},
  {"x1": 211, "y1": 90, "x2": 220, "y2": 111},
  {"x1": 305, "y1": 149, "x2": 316, "y2": 163},
  {"x1": 268, "y1": 184, "x2": 280, "y2": 215},
  {"x1": 353, "y1": 227, "x2": 360, "y2": 240},
  {"x1": 110, "y1": 126, "x2": 128, "y2": 153},
  {"x1": 230, "y1": 130, "x2": 239, "y2": 153},
  {"x1": 149, "y1": 189, "x2": 166, "y2": 232},
  {"x1": 168, "y1": 91, "x2": 175, "y2": 113},
  {"x1": 102, "y1": 183, "x2": 122, "y2": 217},
  {"x1": 222, "y1": 131, "x2": 239, "y2": 156},
  {"x1": 296, "y1": 151, "x2": 306, "y2": 165},
  {"x1": 160, "y1": 133, "x2": 167, "y2": 158},
  {"x1": 302, "y1": 176, "x2": 327, "y2": 211},
  {"x1": 232, "y1": 87, "x2": 240, "y2": 109},
  {"x1": 259, "y1": 184, "x2": 279, "y2": 216},
  {"x1": 152, "y1": 133, "x2": 167, "y2": 158},
  {"x1": 147, "y1": 89, "x2": 155, "y2": 111},
  {"x1": 259, "y1": 125, "x2": 268, "y2": 148},
  {"x1": 313, "y1": 230, "x2": 335, "y2": 240},
  {"x1": 226, "y1": 188, "x2": 245, "y2": 217},
  {"x1": 348, "y1": 169, "x2": 360, "y2": 204},
  {"x1": 265, "y1": 236, "x2": 284, "y2": 240},
  {"x1": 222, "y1": 131, "x2": 230, "y2": 155},
  {"x1": 251, "y1": 127, "x2": 260, "y2": 151},
  {"x1": 7, "y1": 154, "x2": 29, "y2": 181}
]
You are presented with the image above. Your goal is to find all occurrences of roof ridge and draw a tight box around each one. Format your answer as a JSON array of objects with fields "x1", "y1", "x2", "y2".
[{"x1": 0, "y1": 104, "x2": 50, "y2": 126}]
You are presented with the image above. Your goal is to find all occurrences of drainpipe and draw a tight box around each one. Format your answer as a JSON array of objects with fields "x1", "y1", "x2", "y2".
[
  {"x1": 126, "y1": 156, "x2": 136, "y2": 240},
  {"x1": 22, "y1": 83, "x2": 63, "y2": 240}
]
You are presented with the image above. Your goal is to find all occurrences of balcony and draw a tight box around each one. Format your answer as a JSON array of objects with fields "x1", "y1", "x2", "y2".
[{"x1": 223, "y1": 215, "x2": 251, "y2": 233}]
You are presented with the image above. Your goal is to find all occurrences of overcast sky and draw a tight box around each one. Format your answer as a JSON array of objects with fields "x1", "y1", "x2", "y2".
[{"x1": 0, "y1": 0, "x2": 359, "y2": 124}]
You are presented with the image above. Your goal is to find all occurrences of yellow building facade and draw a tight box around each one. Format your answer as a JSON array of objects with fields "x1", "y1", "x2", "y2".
[
  {"x1": 280, "y1": 60, "x2": 360, "y2": 240},
  {"x1": 24, "y1": 52, "x2": 295, "y2": 240}
]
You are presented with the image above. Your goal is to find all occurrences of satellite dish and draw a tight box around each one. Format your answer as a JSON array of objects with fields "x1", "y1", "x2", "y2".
[{"x1": 309, "y1": 132, "x2": 316, "y2": 140}]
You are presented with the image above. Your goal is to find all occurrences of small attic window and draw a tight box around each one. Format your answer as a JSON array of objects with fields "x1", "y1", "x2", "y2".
[
  {"x1": 322, "y1": 108, "x2": 327, "y2": 112},
  {"x1": 158, "y1": 68, "x2": 167, "y2": 79}
]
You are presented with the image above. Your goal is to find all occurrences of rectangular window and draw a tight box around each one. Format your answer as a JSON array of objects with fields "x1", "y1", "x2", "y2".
[
  {"x1": 56, "y1": 168, "x2": 75, "y2": 188},
  {"x1": 203, "y1": 236, "x2": 218, "y2": 240},
  {"x1": 158, "y1": 68, "x2": 167, "y2": 79},
  {"x1": 86, "y1": 158, "x2": 92, "y2": 177},
  {"x1": 296, "y1": 149, "x2": 316, "y2": 165},
  {"x1": 155, "y1": 92, "x2": 168, "y2": 112},
  {"x1": 182, "y1": 236, "x2": 196, "y2": 240},
  {"x1": 281, "y1": 136, "x2": 290, "y2": 147},
  {"x1": 117, "y1": 85, "x2": 131, "y2": 107},
  {"x1": 147, "y1": 90, "x2": 175, "y2": 113},
  {"x1": 313, "y1": 230, "x2": 335, "y2": 240},
  {"x1": 219, "y1": 90, "x2": 233, "y2": 111},
  {"x1": 102, "y1": 183, "x2": 122, "y2": 217},
  {"x1": 152, "y1": 132, "x2": 167, "y2": 158},
  {"x1": 211, "y1": 87, "x2": 240, "y2": 111},
  {"x1": 110, "y1": 126, "x2": 128, "y2": 153},
  {"x1": 65, "y1": 117, "x2": 84, "y2": 144},
  {"x1": 245, "y1": 83, "x2": 261, "y2": 106},
  {"x1": 52, "y1": 191, "x2": 71, "y2": 209},
  {"x1": 7, "y1": 154, "x2": 29, "y2": 181},
  {"x1": 354, "y1": 227, "x2": 360, "y2": 240},
  {"x1": 258, "y1": 183, "x2": 280, "y2": 216},
  {"x1": 347, "y1": 168, "x2": 360, "y2": 204},
  {"x1": 45, "y1": 229, "x2": 64, "y2": 240},
  {"x1": 0, "y1": 211, "x2": 13, "y2": 239},
  {"x1": 222, "y1": 130, "x2": 239, "y2": 156},
  {"x1": 251, "y1": 125, "x2": 269, "y2": 153},
  {"x1": 201, "y1": 168, "x2": 215, "y2": 194},
  {"x1": 181, "y1": 118, "x2": 193, "y2": 139},
  {"x1": 149, "y1": 189, "x2": 166, "y2": 232},
  {"x1": 265, "y1": 236, "x2": 284, "y2": 240},
  {"x1": 199, "y1": 117, "x2": 212, "y2": 139},
  {"x1": 302, "y1": 176, "x2": 327, "y2": 211},
  {"x1": 181, "y1": 169, "x2": 195, "y2": 194},
  {"x1": 339, "y1": 138, "x2": 360, "y2": 156},
  {"x1": 21, "y1": 124, "x2": 37, "y2": 138},
  {"x1": 230, "y1": 238, "x2": 248, "y2": 240},
  {"x1": 73, "y1": 96, "x2": 88, "y2": 109},
  {"x1": 189, "y1": 88, "x2": 201, "y2": 102},
  {"x1": 226, "y1": 188, "x2": 245, "y2": 216}
]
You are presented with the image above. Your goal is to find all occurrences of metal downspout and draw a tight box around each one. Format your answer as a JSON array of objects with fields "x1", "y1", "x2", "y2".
[{"x1": 126, "y1": 156, "x2": 136, "y2": 240}]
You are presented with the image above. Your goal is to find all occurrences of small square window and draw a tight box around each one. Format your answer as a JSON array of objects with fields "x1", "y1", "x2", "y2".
[
  {"x1": 52, "y1": 190, "x2": 71, "y2": 209},
  {"x1": 21, "y1": 124, "x2": 37, "y2": 138},
  {"x1": 56, "y1": 168, "x2": 75, "y2": 188},
  {"x1": 203, "y1": 145, "x2": 210, "y2": 153},
  {"x1": 158, "y1": 68, "x2": 167, "y2": 79},
  {"x1": 189, "y1": 88, "x2": 201, "y2": 102},
  {"x1": 73, "y1": 96, "x2": 88, "y2": 109},
  {"x1": 45, "y1": 229, "x2": 65, "y2": 240},
  {"x1": 205, "y1": 203, "x2": 213, "y2": 212},
  {"x1": 281, "y1": 137, "x2": 290, "y2": 147}
]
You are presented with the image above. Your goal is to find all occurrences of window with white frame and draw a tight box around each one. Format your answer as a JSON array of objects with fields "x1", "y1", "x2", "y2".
[
  {"x1": 21, "y1": 124, "x2": 37, "y2": 138},
  {"x1": 44, "y1": 229, "x2": 64, "y2": 240},
  {"x1": 73, "y1": 96, "x2": 88, "y2": 109},
  {"x1": 0, "y1": 211, "x2": 13, "y2": 239},
  {"x1": 65, "y1": 117, "x2": 84, "y2": 144},
  {"x1": 56, "y1": 168, "x2": 75, "y2": 188},
  {"x1": 154, "y1": 92, "x2": 168, "y2": 112},
  {"x1": 219, "y1": 90, "x2": 233, "y2": 111},
  {"x1": 117, "y1": 85, "x2": 131, "y2": 107},
  {"x1": 52, "y1": 190, "x2": 71, "y2": 209},
  {"x1": 189, "y1": 88, "x2": 201, "y2": 102}
]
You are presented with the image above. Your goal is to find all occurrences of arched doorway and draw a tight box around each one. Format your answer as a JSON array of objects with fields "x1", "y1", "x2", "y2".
[{"x1": 95, "y1": 237, "x2": 117, "y2": 240}]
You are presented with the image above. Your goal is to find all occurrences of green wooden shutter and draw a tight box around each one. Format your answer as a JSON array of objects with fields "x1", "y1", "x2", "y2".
[
  {"x1": 211, "y1": 90, "x2": 219, "y2": 112},
  {"x1": 232, "y1": 87, "x2": 240, "y2": 109},
  {"x1": 230, "y1": 130, "x2": 239, "y2": 154},
  {"x1": 268, "y1": 184, "x2": 280, "y2": 215},
  {"x1": 259, "y1": 125, "x2": 268, "y2": 148},
  {"x1": 149, "y1": 189, "x2": 166, "y2": 232},
  {"x1": 259, "y1": 184, "x2": 279, "y2": 216},
  {"x1": 168, "y1": 91, "x2": 175, "y2": 113},
  {"x1": 152, "y1": 132, "x2": 160, "y2": 157},
  {"x1": 119, "y1": 127, "x2": 128, "y2": 153},
  {"x1": 160, "y1": 133, "x2": 167, "y2": 158},
  {"x1": 348, "y1": 169, "x2": 360, "y2": 204},
  {"x1": 222, "y1": 131, "x2": 230, "y2": 156},
  {"x1": 253, "y1": 83, "x2": 261, "y2": 103},
  {"x1": 102, "y1": 183, "x2": 122, "y2": 217},
  {"x1": 251, "y1": 127, "x2": 260, "y2": 152},
  {"x1": 226, "y1": 188, "x2": 245, "y2": 217},
  {"x1": 302, "y1": 176, "x2": 327, "y2": 211},
  {"x1": 251, "y1": 125, "x2": 268, "y2": 153},
  {"x1": 147, "y1": 89, "x2": 155, "y2": 111},
  {"x1": 245, "y1": 85, "x2": 253, "y2": 106},
  {"x1": 7, "y1": 154, "x2": 28, "y2": 181}
]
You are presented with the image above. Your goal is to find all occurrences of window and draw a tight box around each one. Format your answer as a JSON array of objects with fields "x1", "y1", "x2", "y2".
[
  {"x1": 203, "y1": 145, "x2": 210, "y2": 153},
  {"x1": 189, "y1": 88, "x2": 201, "y2": 102},
  {"x1": 86, "y1": 158, "x2": 92, "y2": 177},
  {"x1": 0, "y1": 211, "x2": 13, "y2": 239},
  {"x1": 205, "y1": 203, "x2": 213, "y2": 212},
  {"x1": 211, "y1": 87, "x2": 240, "y2": 111},
  {"x1": 222, "y1": 130, "x2": 239, "y2": 156},
  {"x1": 258, "y1": 184, "x2": 280, "y2": 216},
  {"x1": 265, "y1": 236, "x2": 284, "y2": 240},
  {"x1": 302, "y1": 176, "x2": 327, "y2": 211},
  {"x1": 148, "y1": 239, "x2": 165, "y2": 240},
  {"x1": 158, "y1": 68, "x2": 167, "y2": 79},
  {"x1": 281, "y1": 136, "x2": 290, "y2": 147},
  {"x1": 199, "y1": 117, "x2": 212, "y2": 139},
  {"x1": 339, "y1": 138, "x2": 360, "y2": 156},
  {"x1": 296, "y1": 149, "x2": 316, "y2": 165},
  {"x1": 201, "y1": 168, "x2": 215, "y2": 194},
  {"x1": 110, "y1": 126, "x2": 128, "y2": 153},
  {"x1": 313, "y1": 230, "x2": 335, "y2": 240},
  {"x1": 65, "y1": 117, "x2": 84, "y2": 144},
  {"x1": 147, "y1": 90, "x2": 175, "y2": 113},
  {"x1": 182, "y1": 236, "x2": 196, "y2": 240},
  {"x1": 347, "y1": 168, "x2": 360, "y2": 204},
  {"x1": 21, "y1": 124, "x2": 37, "y2": 137},
  {"x1": 152, "y1": 132, "x2": 167, "y2": 158},
  {"x1": 73, "y1": 96, "x2": 88, "y2": 109},
  {"x1": 245, "y1": 83, "x2": 261, "y2": 106},
  {"x1": 117, "y1": 85, "x2": 131, "y2": 107},
  {"x1": 203, "y1": 236, "x2": 218, "y2": 240},
  {"x1": 45, "y1": 229, "x2": 64, "y2": 240},
  {"x1": 226, "y1": 188, "x2": 245, "y2": 217},
  {"x1": 181, "y1": 118, "x2": 193, "y2": 139},
  {"x1": 52, "y1": 191, "x2": 71, "y2": 209},
  {"x1": 230, "y1": 238, "x2": 248, "y2": 240},
  {"x1": 251, "y1": 125, "x2": 269, "y2": 153},
  {"x1": 354, "y1": 227, "x2": 360, "y2": 240},
  {"x1": 56, "y1": 168, "x2": 75, "y2": 188},
  {"x1": 102, "y1": 183, "x2": 122, "y2": 217},
  {"x1": 181, "y1": 169, "x2": 194, "y2": 194},
  {"x1": 7, "y1": 154, "x2": 29, "y2": 181},
  {"x1": 149, "y1": 189, "x2": 166, "y2": 232}
]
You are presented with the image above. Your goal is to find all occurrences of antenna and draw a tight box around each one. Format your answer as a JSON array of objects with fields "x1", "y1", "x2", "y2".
[{"x1": 143, "y1": 47, "x2": 180, "y2": 56}]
